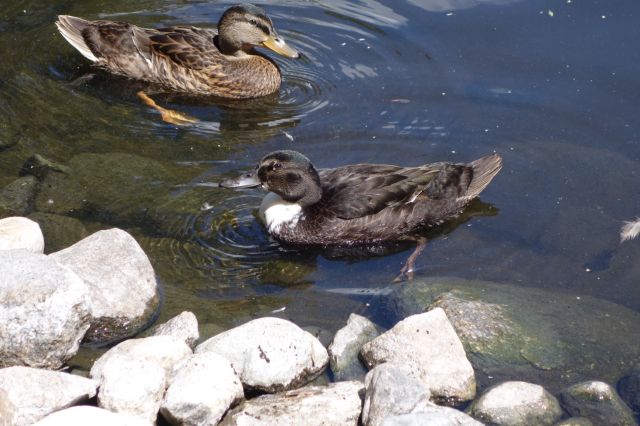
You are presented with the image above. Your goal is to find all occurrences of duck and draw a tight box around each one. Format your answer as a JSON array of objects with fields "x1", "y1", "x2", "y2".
[
  {"x1": 220, "y1": 150, "x2": 503, "y2": 280},
  {"x1": 55, "y1": 4, "x2": 299, "y2": 99}
]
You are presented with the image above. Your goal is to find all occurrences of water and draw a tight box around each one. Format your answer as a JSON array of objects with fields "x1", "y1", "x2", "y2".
[{"x1": 1, "y1": 0, "x2": 639, "y2": 382}]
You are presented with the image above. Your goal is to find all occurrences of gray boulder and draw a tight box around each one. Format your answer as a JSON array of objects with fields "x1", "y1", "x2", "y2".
[
  {"x1": 362, "y1": 363, "x2": 432, "y2": 426},
  {"x1": 33, "y1": 406, "x2": 149, "y2": 426},
  {"x1": 0, "y1": 216, "x2": 44, "y2": 253},
  {"x1": 149, "y1": 311, "x2": 199, "y2": 349},
  {"x1": 381, "y1": 408, "x2": 483, "y2": 426},
  {"x1": 161, "y1": 352, "x2": 244, "y2": 426},
  {"x1": 221, "y1": 381, "x2": 363, "y2": 425},
  {"x1": 196, "y1": 317, "x2": 329, "y2": 392},
  {"x1": 560, "y1": 381, "x2": 637, "y2": 426},
  {"x1": 0, "y1": 366, "x2": 98, "y2": 426},
  {"x1": 361, "y1": 308, "x2": 476, "y2": 404},
  {"x1": 328, "y1": 313, "x2": 379, "y2": 381},
  {"x1": 468, "y1": 381, "x2": 562, "y2": 425},
  {"x1": 0, "y1": 250, "x2": 91, "y2": 369},
  {"x1": 51, "y1": 228, "x2": 160, "y2": 343},
  {"x1": 395, "y1": 277, "x2": 640, "y2": 393}
]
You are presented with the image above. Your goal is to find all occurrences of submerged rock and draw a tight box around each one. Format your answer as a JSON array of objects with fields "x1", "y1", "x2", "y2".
[
  {"x1": 395, "y1": 277, "x2": 640, "y2": 393},
  {"x1": 0, "y1": 366, "x2": 98, "y2": 426},
  {"x1": 27, "y1": 212, "x2": 88, "y2": 254},
  {"x1": 196, "y1": 317, "x2": 329, "y2": 393},
  {"x1": 560, "y1": 381, "x2": 637, "y2": 426},
  {"x1": 362, "y1": 363, "x2": 431, "y2": 426},
  {"x1": 328, "y1": 313, "x2": 379, "y2": 381},
  {"x1": 220, "y1": 381, "x2": 363, "y2": 426},
  {"x1": 0, "y1": 250, "x2": 91, "y2": 369},
  {"x1": 161, "y1": 352, "x2": 244, "y2": 426},
  {"x1": 20, "y1": 153, "x2": 70, "y2": 181},
  {"x1": 33, "y1": 406, "x2": 149, "y2": 426},
  {"x1": 51, "y1": 228, "x2": 160, "y2": 343},
  {"x1": 617, "y1": 365, "x2": 640, "y2": 413},
  {"x1": 149, "y1": 311, "x2": 200, "y2": 349},
  {"x1": 0, "y1": 216, "x2": 44, "y2": 252},
  {"x1": 361, "y1": 308, "x2": 476, "y2": 405},
  {"x1": 468, "y1": 381, "x2": 562, "y2": 425},
  {"x1": 381, "y1": 408, "x2": 483, "y2": 426},
  {"x1": 0, "y1": 176, "x2": 37, "y2": 217}
]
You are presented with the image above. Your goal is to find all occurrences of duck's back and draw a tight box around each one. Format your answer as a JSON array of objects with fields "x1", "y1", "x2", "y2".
[{"x1": 280, "y1": 155, "x2": 502, "y2": 245}]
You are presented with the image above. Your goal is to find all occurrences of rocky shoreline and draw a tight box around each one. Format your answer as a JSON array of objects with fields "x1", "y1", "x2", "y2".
[{"x1": 1, "y1": 216, "x2": 639, "y2": 425}]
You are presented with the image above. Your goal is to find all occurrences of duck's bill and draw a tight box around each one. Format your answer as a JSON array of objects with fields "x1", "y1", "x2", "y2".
[
  {"x1": 219, "y1": 172, "x2": 261, "y2": 189},
  {"x1": 262, "y1": 35, "x2": 299, "y2": 58}
]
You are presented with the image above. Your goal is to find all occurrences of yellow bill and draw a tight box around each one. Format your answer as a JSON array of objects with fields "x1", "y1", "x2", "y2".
[{"x1": 262, "y1": 35, "x2": 299, "y2": 58}]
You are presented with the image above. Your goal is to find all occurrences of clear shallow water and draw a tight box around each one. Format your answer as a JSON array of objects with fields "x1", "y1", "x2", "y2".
[{"x1": 1, "y1": 0, "x2": 640, "y2": 380}]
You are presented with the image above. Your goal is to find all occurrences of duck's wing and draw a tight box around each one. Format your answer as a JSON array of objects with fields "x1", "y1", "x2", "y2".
[
  {"x1": 318, "y1": 164, "x2": 440, "y2": 220},
  {"x1": 146, "y1": 26, "x2": 222, "y2": 71}
]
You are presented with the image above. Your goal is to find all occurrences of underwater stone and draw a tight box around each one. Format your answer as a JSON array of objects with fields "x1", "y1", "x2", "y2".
[
  {"x1": 328, "y1": 313, "x2": 379, "y2": 381},
  {"x1": 617, "y1": 365, "x2": 640, "y2": 413},
  {"x1": 0, "y1": 176, "x2": 37, "y2": 217},
  {"x1": 560, "y1": 381, "x2": 637, "y2": 426},
  {"x1": 27, "y1": 212, "x2": 88, "y2": 253}
]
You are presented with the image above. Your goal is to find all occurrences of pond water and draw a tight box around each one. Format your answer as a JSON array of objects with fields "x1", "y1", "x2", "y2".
[{"x1": 1, "y1": 0, "x2": 639, "y2": 387}]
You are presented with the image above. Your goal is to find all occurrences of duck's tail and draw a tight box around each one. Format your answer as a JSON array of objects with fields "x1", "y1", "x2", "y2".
[
  {"x1": 460, "y1": 154, "x2": 503, "y2": 201},
  {"x1": 56, "y1": 15, "x2": 99, "y2": 62}
]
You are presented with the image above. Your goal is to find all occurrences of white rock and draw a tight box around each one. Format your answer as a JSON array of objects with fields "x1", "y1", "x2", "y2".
[
  {"x1": 469, "y1": 381, "x2": 562, "y2": 425},
  {"x1": 361, "y1": 308, "x2": 476, "y2": 403},
  {"x1": 328, "y1": 313, "x2": 379, "y2": 380},
  {"x1": 161, "y1": 352, "x2": 244, "y2": 425},
  {"x1": 90, "y1": 335, "x2": 192, "y2": 381},
  {"x1": 97, "y1": 357, "x2": 166, "y2": 423},
  {"x1": 33, "y1": 406, "x2": 150, "y2": 426},
  {"x1": 221, "y1": 381, "x2": 363, "y2": 425},
  {"x1": 0, "y1": 217, "x2": 44, "y2": 253},
  {"x1": 362, "y1": 363, "x2": 432, "y2": 426},
  {"x1": 0, "y1": 366, "x2": 98, "y2": 426},
  {"x1": 51, "y1": 228, "x2": 159, "y2": 343},
  {"x1": 0, "y1": 250, "x2": 91, "y2": 369},
  {"x1": 0, "y1": 389, "x2": 15, "y2": 426},
  {"x1": 150, "y1": 311, "x2": 199, "y2": 349},
  {"x1": 196, "y1": 317, "x2": 329, "y2": 392},
  {"x1": 381, "y1": 407, "x2": 483, "y2": 426}
]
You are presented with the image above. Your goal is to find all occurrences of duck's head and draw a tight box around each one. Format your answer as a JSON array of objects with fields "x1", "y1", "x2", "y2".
[
  {"x1": 221, "y1": 150, "x2": 322, "y2": 207},
  {"x1": 218, "y1": 4, "x2": 299, "y2": 58}
]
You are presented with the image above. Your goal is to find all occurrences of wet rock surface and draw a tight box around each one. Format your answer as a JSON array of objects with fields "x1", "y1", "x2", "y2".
[
  {"x1": 560, "y1": 381, "x2": 637, "y2": 426},
  {"x1": 328, "y1": 313, "x2": 379, "y2": 381}
]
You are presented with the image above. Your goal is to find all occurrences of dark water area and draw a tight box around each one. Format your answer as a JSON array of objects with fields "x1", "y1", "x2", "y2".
[{"x1": 1, "y1": 0, "x2": 639, "y2": 389}]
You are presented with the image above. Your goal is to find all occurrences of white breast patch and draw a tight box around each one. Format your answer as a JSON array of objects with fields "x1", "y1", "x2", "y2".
[{"x1": 259, "y1": 192, "x2": 304, "y2": 234}]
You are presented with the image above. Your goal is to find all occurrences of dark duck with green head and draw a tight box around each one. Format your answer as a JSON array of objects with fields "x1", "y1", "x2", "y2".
[{"x1": 221, "y1": 150, "x2": 503, "y2": 280}]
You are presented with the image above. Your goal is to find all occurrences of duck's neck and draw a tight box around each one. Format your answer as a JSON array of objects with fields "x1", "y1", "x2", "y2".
[{"x1": 259, "y1": 192, "x2": 304, "y2": 233}]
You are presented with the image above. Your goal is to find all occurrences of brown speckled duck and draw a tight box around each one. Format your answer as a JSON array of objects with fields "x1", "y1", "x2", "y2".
[
  {"x1": 221, "y1": 150, "x2": 503, "y2": 280},
  {"x1": 56, "y1": 4, "x2": 299, "y2": 99}
]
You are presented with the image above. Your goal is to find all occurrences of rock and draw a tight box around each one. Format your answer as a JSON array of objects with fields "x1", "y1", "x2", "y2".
[
  {"x1": 220, "y1": 381, "x2": 363, "y2": 425},
  {"x1": 362, "y1": 363, "x2": 431, "y2": 426},
  {"x1": 196, "y1": 317, "x2": 329, "y2": 392},
  {"x1": 395, "y1": 277, "x2": 640, "y2": 393},
  {"x1": 90, "y1": 335, "x2": 192, "y2": 382},
  {"x1": 0, "y1": 250, "x2": 91, "y2": 369},
  {"x1": 20, "y1": 153, "x2": 70, "y2": 181},
  {"x1": 51, "y1": 228, "x2": 160, "y2": 343},
  {"x1": 328, "y1": 313, "x2": 379, "y2": 381},
  {"x1": 618, "y1": 365, "x2": 640, "y2": 413},
  {"x1": 149, "y1": 311, "x2": 199, "y2": 349},
  {"x1": 33, "y1": 406, "x2": 149, "y2": 426},
  {"x1": 361, "y1": 308, "x2": 476, "y2": 404},
  {"x1": 97, "y1": 357, "x2": 166, "y2": 423},
  {"x1": 0, "y1": 389, "x2": 16, "y2": 426},
  {"x1": 381, "y1": 407, "x2": 483, "y2": 426},
  {"x1": 468, "y1": 381, "x2": 562, "y2": 425},
  {"x1": 0, "y1": 216, "x2": 44, "y2": 252},
  {"x1": 555, "y1": 418, "x2": 594, "y2": 426},
  {"x1": 560, "y1": 381, "x2": 637, "y2": 426},
  {"x1": 35, "y1": 152, "x2": 181, "y2": 223},
  {"x1": 0, "y1": 366, "x2": 98, "y2": 426},
  {"x1": 27, "y1": 212, "x2": 88, "y2": 253},
  {"x1": 0, "y1": 176, "x2": 37, "y2": 217},
  {"x1": 161, "y1": 352, "x2": 244, "y2": 426}
]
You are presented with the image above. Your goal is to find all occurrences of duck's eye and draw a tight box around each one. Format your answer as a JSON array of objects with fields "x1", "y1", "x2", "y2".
[
  {"x1": 272, "y1": 162, "x2": 282, "y2": 170},
  {"x1": 249, "y1": 18, "x2": 257, "y2": 26}
]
